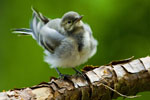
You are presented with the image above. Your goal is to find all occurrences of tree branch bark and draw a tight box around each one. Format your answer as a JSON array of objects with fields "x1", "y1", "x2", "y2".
[{"x1": 1, "y1": 56, "x2": 150, "y2": 100}]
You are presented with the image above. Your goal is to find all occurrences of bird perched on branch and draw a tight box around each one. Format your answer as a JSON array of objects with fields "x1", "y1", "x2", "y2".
[{"x1": 13, "y1": 8, "x2": 98, "y2": 77}]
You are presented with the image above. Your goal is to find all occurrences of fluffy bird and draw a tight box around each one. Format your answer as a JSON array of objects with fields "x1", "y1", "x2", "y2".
[{"x1": 13, "y1": 8, "x2": 98, "y2": 77}]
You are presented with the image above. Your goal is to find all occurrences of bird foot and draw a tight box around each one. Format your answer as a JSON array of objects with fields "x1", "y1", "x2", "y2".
[
  {"x1": 73, "y1": 68, "x2": 87, "y2": 79},
  {"x1": 58, "y1": 73, "x2": 71, "y2": 79}
]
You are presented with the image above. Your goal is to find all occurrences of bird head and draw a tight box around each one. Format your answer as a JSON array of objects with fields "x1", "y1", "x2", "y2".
[{"x1": 61, "y1": 11, "x2": 83, "y2": 32}]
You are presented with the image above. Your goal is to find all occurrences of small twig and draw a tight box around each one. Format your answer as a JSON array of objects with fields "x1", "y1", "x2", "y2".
[{"x1": 98, "y1": 83, "x2": 141, "y2": 99}]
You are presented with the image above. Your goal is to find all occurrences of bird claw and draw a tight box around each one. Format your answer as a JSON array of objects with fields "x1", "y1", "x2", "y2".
[
  {"x1": 73, "y1": 68, "x2": 87, "y2": 79},
  {"x1": 76, "y1": 72, "x2": 87, "y2": 80},
  {"x1": 55, "y1": 67, "x2": 70, "y2": 79},
  {"x1": 59, "y1": 73, "x2": 70, "y2": 79}
]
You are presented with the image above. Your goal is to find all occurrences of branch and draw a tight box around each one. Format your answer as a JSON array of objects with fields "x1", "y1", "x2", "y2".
[{"x1": 1, "y1": 56, "x2": 150, "y2": 100}]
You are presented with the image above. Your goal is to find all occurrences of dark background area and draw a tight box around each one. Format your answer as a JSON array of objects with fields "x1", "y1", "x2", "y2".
[{"x1": 0, "y1": 0, "x2": 149, "y2": 99}]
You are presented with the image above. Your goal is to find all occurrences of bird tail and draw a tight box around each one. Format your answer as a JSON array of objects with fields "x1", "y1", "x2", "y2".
[
  {"x1": 12, "y1": 7, "x2": 48, "y2": 41},
  {"x1": 12, "y1": 28, "x2": 32, "y2": 35}
]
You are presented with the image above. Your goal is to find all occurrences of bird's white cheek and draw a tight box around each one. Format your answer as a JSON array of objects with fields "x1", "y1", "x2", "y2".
[
  {"x1": 64, "y1": 24, "x2": 72, "y2": 31},
  {"x1": 69, "y1": 26, "x2": 74, "y2": 31},
  {"x1": 75, "y1": 21, "x2": 83, "y2": 27}
]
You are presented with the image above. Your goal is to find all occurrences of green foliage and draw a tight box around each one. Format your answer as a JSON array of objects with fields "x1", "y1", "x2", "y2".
[{"x1": 0, "y1": 0, "x2": 149, "y2": 99}]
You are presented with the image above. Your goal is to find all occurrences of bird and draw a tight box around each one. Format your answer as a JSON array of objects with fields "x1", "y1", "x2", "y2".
[{"x1": 13, "y1": 8, "x2": 98, "y2": 77}]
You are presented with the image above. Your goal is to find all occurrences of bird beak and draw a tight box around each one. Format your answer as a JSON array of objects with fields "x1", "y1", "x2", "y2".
[{"x1": 74, "y1": 15, "x2": 83, "y2": 23}]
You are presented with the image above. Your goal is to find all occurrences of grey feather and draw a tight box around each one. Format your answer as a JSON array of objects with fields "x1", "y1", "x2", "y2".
[
  {"x1": 12, "y1": 28, "x2": 33, "y2": 35},
  {"x1": 13, "y1": 9, "x2": 98, "y2": 69},
  {"x1": 30, "y1": 11, "x2": 65, "y2": 53},
  {"x1": 83, "y1": 24, "x2": 92, "y2": 35},
  {"x1": 39, "y1": 26, "x2": 65, "y2": 52},
  {"x1": 13, "y1": 9, "x2": 65, "y2": 53},
  {"x1": 31, "y1": 7, "x2": 49, "y2": 24}
]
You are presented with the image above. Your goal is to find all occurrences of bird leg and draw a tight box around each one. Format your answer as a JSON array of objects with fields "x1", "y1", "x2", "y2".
[
  {"x1": 54, "y1": 67, "x2": 70, "y2": 78},
  {"x1": 72, "y1": 68, "x2": 87, "y2": 79}
]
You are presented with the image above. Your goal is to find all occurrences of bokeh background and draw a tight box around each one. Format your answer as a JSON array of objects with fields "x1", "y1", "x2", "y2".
[{"x1": 0, "y1": 0, "x2": 150, "y2": 99}]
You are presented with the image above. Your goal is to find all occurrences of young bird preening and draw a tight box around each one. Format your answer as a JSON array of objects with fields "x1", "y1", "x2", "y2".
[{"x1": 13, "y1": 8, "x2": 98, "y2": 77}]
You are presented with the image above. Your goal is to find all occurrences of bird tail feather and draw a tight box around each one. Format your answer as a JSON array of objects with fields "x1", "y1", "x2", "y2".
[
  {"x1": 12, "y1": 7, "x2": 46, "y2": 41},
  {"x1": 12, "y1": 28, "x2": 32, "y2": 35}
]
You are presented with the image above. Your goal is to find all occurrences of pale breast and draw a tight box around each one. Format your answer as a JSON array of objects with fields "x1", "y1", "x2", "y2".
[
  {"x1": 44, "y1": 31, "x2": 93, "y2": 68},
  {"x1": 78, "y1": 31, "x2": 91, "y2": 64}
]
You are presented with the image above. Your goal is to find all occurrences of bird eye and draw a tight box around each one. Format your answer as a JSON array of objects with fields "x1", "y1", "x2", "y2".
[{"x1": 68, "y1": 20, "x2": 72, "y2": 24}]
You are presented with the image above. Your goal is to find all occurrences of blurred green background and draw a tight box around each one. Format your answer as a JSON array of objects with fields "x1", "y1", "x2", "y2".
[{"x1": 0, "y1": 0, "x2": 150, "y2": 99}]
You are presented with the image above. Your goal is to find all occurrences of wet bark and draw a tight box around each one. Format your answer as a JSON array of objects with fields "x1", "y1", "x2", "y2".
[{"x1": 1, "y1": 56, "x2": 150, "y2": 100}]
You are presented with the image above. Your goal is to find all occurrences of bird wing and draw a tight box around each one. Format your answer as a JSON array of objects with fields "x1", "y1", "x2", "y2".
[
  {"x1": 31, "y1": 9, "x2": 65, "y2": 53},
  {"x1": 39, "y1": 25, "x2": 65, "y2": 53},
  {"x1": 31, "y1": 7, "x2": 50, "y2": 24},
  {"x1": 46, "y1": 18, "x2": 63, "y2": 33}
]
